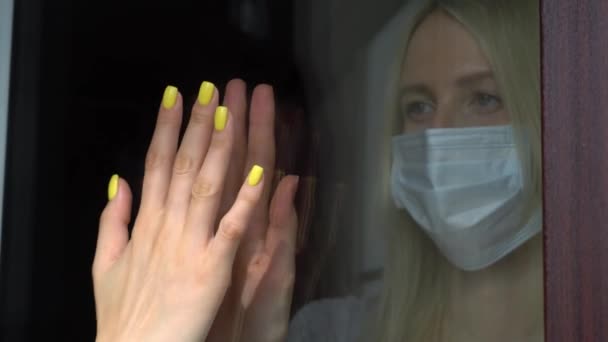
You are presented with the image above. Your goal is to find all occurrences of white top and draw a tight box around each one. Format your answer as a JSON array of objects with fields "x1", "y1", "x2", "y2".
[
  {"x1": 287, "y1": 296, "x2": 366, "y2": 342},
  {"x1": 287, "y1": 283, "x2": 381, "y2": 342}
]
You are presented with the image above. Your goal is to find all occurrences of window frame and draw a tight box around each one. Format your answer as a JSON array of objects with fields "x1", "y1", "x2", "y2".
[{"x1": 541, "y1": 0, "x2": 608, "y2": 340}]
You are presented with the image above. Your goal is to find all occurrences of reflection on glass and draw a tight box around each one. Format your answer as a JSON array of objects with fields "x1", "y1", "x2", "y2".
[{"x1": 289, "y1": 0, "x2": 542, "y2": 341}]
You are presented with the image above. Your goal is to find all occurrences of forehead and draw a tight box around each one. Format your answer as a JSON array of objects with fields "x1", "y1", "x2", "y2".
[{"x1": 401, "y1": 10, "x2": 491, "y2": 83}]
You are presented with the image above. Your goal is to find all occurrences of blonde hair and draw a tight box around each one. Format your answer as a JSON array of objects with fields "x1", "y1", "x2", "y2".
[{"x1": 360, "y1": 0, "x2": 541, "y2": 341}]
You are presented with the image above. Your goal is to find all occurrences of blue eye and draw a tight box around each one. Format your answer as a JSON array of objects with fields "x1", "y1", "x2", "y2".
[
  {"x1": 403, "y1": 101, "x2": 434, "y2": 121},
  {"x1": 474, "y1": 93, "x2": 502, "y2": 113}
]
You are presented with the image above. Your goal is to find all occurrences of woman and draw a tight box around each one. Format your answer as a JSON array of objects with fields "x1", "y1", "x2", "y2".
[
  {"x1": 290, "y1": 0, "x2": 542, "y2": 341},
  {"x1": 92, "y1": 0, "x2": 542, "y2": 340}
]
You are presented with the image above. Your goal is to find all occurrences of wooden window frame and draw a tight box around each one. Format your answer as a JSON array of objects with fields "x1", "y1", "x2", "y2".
[{"x1": 542, "y1": 1, "x2": 608, "y2": 340}]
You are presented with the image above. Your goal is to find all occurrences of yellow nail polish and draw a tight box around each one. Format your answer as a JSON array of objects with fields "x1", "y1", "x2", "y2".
[
  {"x1": 108, "y1": 174, "x2": 119, "y2": 201},
  {"x1": 162, "y1": 85, "x2": 178, "y2": 109},
  {"x1": 198, "y1": 81, "x2": 215, "y2": 105},
  {"x1": 247, "y1": 165, "x2": 264, "y2": 186},
  {"x1": 214, "y1": 106, "x2": 228, "y2": 131}
]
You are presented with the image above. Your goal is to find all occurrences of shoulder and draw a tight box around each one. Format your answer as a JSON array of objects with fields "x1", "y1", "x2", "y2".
[{"x1": 286, "y1": 296, "x2": 367, "y2": 342}]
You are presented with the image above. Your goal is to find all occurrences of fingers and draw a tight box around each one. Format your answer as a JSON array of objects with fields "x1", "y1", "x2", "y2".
[
  {"x1": 238, "y1": 176, "x2": 299, "y2": 342},
  {"x1": 182, "y1": 105, "x2": 235, "y2": 245},
  {"x1": 208, "y1": 166, "x2": 265, "y2": 262},
  {"x1": 265, "y1": 175, "x2": 299, "y2": 255},
  {"x1": 260, "y1": 175, "x2": 299, "y2": 297},
  {"x1": 243, "y1": 85, "x2": 276, "y2": 238},
  {"x1": 237, "y1": 176, "x2": 299, "y2": 307},
  {"x1": 165, "y1": 82, "x2": 219, "y2": 223},
  {"x1": 94, "y1": 176, "x2": 133, "y2": 278},
  {"x1": 248, "y1": 175, "x2": 298, "y2": 302},
  {"x1": 219, "y1": 79, "x2": 248, "y2": 219},
  {"x1": 140, "y1": 86, "x2": 183, "y2": 213},
  {"x1": 135, "y1": 81, "x2": 274, "y2": 258}
]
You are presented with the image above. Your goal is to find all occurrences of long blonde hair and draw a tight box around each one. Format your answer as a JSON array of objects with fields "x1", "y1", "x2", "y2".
[{"x1": 360, "y1": 0, "x2": 541, "y2": 340}]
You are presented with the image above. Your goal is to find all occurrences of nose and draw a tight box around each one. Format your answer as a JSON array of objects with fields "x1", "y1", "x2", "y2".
[{"x1": 429, "y1": 111, "x2": 455, "y2": 129}]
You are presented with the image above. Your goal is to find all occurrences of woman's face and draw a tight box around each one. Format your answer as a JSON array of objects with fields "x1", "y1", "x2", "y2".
[{"x1": 399, "y1": 10, "x2": 510, "y2": 133}]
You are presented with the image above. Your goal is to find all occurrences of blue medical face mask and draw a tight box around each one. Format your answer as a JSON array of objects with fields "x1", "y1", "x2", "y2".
[{"x1": 390, "y1": 125, "x2": 542, "y2": 271}]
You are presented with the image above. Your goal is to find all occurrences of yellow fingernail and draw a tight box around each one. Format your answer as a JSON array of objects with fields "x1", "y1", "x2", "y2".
[
  {"x1": 162, "y1": 85, "x2": 178, "y2": 109},
  {"x1": 108, "y1": 174, "x2": 119, "y2": 201},
  {"x1": 214, "y1": 106, "x2": 228, "y2": 131},
  {"x1": 247, "y1": 165, "x2": 264, "y2": 186},
  {"x1": 198, "y1": 81, "x2": 215, "y2": 105}
]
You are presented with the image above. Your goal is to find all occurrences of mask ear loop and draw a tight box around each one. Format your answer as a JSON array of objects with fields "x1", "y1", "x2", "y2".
[{"x1": 510, "y1": 125, "x2": 540, "y2": 226}]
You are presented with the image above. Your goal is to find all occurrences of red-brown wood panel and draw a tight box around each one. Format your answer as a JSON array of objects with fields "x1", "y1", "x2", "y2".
[{"x1": 542, "y1": 1, "x2": 608, "y2": 341}]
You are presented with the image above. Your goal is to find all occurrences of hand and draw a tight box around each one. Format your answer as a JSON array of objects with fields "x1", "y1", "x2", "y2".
[
  {"x1": 205, "y1": 80, "x2": 299, "y2": 342},
  {"x1": 92, "y1": 82, "x2": 280, "y2": 342}
]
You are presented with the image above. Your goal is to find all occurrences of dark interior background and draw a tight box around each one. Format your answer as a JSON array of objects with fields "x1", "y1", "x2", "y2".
[
  {"x1": 1, "y1": 0, "x2": 322, "y2": 340},
  {"x1": 4, "y1": 0, "x2": 607, "y2": 341}
]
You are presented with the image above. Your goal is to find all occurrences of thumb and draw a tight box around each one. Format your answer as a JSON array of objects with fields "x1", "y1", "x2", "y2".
[
  {"x1": 266, "y1": 175, "x2": 299, "y2": 255},
  {"x1": 93, "y1": 174, "x2": 132, "y2": 278}
]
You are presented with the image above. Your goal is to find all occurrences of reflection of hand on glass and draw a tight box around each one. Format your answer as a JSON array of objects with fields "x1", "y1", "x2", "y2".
[
  {"x1": 92, "y1": 80, "x2": 298, "y2": 342},
  {"x1": 289, "y1": 1, "x2": 543, "y2": 342},
  {"x1": 206, "y1": 80, "x2": 299, "y2": 342}
]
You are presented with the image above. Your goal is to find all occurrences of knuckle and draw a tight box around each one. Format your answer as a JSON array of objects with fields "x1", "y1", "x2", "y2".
[
  {"x1": 191, "y1": 179, "x2": 220, "y2": 200},
  {"x1": 209, "y1": 133, "x2": 231, "y2": 150},
  {"x1": 191, "y1": 106, "x2": 212, "y2": 125},
  {"x1": 247, "y1": 254, "x2": 270, "y2": 275},
  {"x1": 173, "y1": 153, "x2": 195, "y2": 175},
  {"x1": 218, "y1": 219, "x2": 246, "y2": 242},
  {"x1": 238, "y1": 191, "x2": 259, "y2": 208},
  {"x1": 157, "y1": 108, "x2": 180, "y2": 125},
  {"x1": 145, "y1": 150, "x2": 170, "y2": 172}
]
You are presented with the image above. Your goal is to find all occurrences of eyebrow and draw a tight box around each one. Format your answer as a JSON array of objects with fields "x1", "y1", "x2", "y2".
[
  {"x1": 455, "y1": 70, "x2": 494, "y2": 87},
  {"x1": 400, "y1": 70, "x2": 495, "y2": 97}
]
